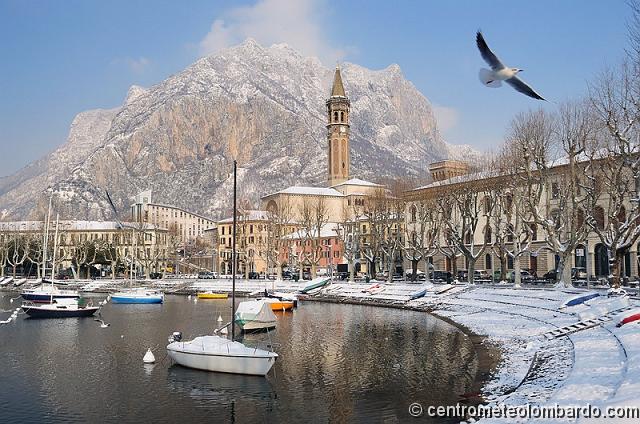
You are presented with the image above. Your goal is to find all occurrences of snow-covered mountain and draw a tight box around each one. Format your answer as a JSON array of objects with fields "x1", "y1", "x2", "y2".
[{"x1": 0, "y1": 39, "x2": 478, "y2": 220}]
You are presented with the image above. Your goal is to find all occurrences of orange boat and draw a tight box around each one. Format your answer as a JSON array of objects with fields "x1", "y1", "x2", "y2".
[{"x1": 262, "y1": 297, "x2": 294, "y2": 311}]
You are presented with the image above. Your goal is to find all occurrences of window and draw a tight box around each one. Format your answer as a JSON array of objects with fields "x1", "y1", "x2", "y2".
[
  {"x1": 340, "y1": 111, "x2": 344, "y2": 122},
  {"x1": 530, "y1": 223, "x2": 537, "y2": 241},
  {"x1": 507, "y1": 224, "x2": 514, "y2": 242},
  {"x1": 333, "y1": 111, "x2": 338, "y2": 122},
  {"x1": 485, "y1": 254, "x2": 492, "y2": 270},
  {"x1": 410, "y1": 205, "x2": 417, "y2": 223},
  {"x1": 484, "y1": 226, "x2": 492, "y2": 244},
  {"x1": 551, "y1": 182, "x2": 560, "y2": 199},
  {"x1": 593, "y1": 206, "x2": 605, "y2": 230}
]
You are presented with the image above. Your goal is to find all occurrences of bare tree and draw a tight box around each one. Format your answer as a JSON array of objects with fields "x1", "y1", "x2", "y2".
[
  {"x1": 263, "y1": 198, "x2": 294, "y2": 281},
  {"x1": 361, "y1": 189, "x2": 388, "y2": 278},
  {"x1": 404, "y1": 198, "x2": 439, "y2": 282},
  {"x1": 513, "y1": 106, "x2": 592, "y2": 287},
  {"x1": 299, "y1": 197, "x2": 329, "y2": 278},
  {"x1": 587, "y1": 61, "x2": 640, "y2": 287},
  {"x1": 335, "y1": 202, "x2": 364, "y2": 283}
]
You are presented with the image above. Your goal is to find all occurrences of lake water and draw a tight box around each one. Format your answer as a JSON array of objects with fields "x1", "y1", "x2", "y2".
[{"x1": 0, "y1": 294, "x2": 479, "y2": 423}]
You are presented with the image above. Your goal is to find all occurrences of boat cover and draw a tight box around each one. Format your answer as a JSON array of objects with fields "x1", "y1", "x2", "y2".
[{"x1": 235, "y1": 300, "x2": 276, "y2": 323}]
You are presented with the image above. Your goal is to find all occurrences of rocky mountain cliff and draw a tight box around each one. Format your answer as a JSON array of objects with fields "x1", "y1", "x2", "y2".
[{"x1": 0, "y1": 39, "x2": 478, "y2": 221}]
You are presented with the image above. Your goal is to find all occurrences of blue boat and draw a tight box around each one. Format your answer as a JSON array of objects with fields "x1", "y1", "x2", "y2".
[
  {"x1": 561, "y1": 292, "x2": 600, "y2": 308},
  {"x1": 111, "y1": 288, "x2": 164, "y2": 304},
  {"x1": 409, "y1": 288, "x2": 427, "y2": 300}
]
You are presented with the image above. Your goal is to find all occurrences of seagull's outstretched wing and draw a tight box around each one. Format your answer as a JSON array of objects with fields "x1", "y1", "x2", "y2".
[
  {"x1": 505, "y1": 76, "x2": 545, "y2": 100},
  {"x1": 476, "y1": 31, "x2": 505, "y2": 71}
]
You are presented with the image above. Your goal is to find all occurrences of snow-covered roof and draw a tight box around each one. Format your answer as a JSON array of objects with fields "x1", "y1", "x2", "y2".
[
  {"x1": 0, "y1": 220, "x2": 164, "y2": 232},
  {"x1": 218, "y1": 210, "x2": 270, "y2": 224},
  {"x1": 264, "y1": 186, "x2": 345, "y2": 197},
  {"x1": 282, "y1": 222, "x2": 342, "y2": 240},
  {"x1": 331, "y1": 178, "x2": 382, "y2": 188}
]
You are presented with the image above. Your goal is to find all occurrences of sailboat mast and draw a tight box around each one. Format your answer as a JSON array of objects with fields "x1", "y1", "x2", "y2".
[
  {"x1": 232, "y1": 160, "x2": 237, "y2": 342},
  {"x1": 42, "y1": 196, "x2": 52, "y2": 279},
  {"x1": 50, "y1": 214, "x2": 59, "y2": 302}
]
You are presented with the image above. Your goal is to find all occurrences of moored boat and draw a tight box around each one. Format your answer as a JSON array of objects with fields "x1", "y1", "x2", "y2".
[
  {"x1": 167, "y1": 334, "x2": 277, "y2": 376},
  {"x1": 234, "y1": 300, "x2": 277, "y2": 332},
  {"x1": 299, "y1": 277, "x2": 331, "y2": 294},
  {"x1": 111, "y1": 288, "x2": 164, "y2": 304},
  {"x1": 261, "y1": 297, "x2": 295, "y2": 311},
  {"x1": 21, "y1": 297, "x2": 99, "y2": 318},
  {"x1": 21, "y1": 283, "x2": 79, "y2": 303},
  {"x1": 196, "y1": 292, "x2": 228, "y2": 299}
]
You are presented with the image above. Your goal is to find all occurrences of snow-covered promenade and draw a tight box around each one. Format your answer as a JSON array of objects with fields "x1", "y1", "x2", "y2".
[{"x1": 314, "y1": 282, "x2": 640, "y2": 422}]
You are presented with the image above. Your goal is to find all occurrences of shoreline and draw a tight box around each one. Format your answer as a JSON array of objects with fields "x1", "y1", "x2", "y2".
[{"x1": 304, "y1": 295, "x2": 502, "y2": 405}]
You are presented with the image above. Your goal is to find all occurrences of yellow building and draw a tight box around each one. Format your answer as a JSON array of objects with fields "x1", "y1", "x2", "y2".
[{"x1": 216, "y1": 210, "x2": 270, "y2": 277}]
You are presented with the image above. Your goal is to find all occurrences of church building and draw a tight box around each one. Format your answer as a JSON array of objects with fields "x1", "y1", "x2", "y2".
[{"x1": 261, "y1": 66, "x2": 384, "y2": 221}]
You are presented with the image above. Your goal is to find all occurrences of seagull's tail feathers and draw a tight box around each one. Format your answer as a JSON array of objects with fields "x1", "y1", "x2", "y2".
[{"x1": 479, "y1": 68, "x2": 501, "y2": 87}]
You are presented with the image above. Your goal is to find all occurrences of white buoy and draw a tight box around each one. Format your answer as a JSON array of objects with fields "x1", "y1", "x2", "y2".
[
  {"x1": 143, "y1": 348, "x2": 156, "y2": 364},
  {"x1": 188, "y1": 295, "x2": 192, "y2": 300},
  {"x1": 193, "y1": 297, "x2": 198, "y2": 303},
  {"x1": 217, "y1": 315, "x2": 223, "y2": 323},
  {"x1": 220, "y1": 326, "x2": 228, "y2": 335}
]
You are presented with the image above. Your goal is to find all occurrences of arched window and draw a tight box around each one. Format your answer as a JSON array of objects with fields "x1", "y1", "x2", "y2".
[
  {"x1": 410, "y1": 205, "x2": 417, "y2": 223},
  {"x1": 593, "y1": 206, "x2": 605, "y2": 230},
  {"x1": 484, "y1": 197, "x2": 492, "y2": 214},
  {"x1": 505, "y1": 193, "x2": 513, "y2": 212},
  {"x1": 464, "y1": 231, "x2": 472, "y2": 245},
  {"x1": 333, "y1": 111, "x2": 338, "y2": 122},
  {"x1": 576, "y1": 208, "x2": 585, "y2": 228},
  {"x1": 340, "y1": 111, "x2": 344, "y2": 122},
  {"x1": 485, "y1": 253, "x2": 492, "y2": 270},
  {"x1": 507, "y1": 224, "x2": 514, "y2": 242},
  {"x1": 551, "y1": 209, "x2": 561, "y2": 230},
  {"x1": 617, "y1": 205, "x2": 626, "y2": 224}
]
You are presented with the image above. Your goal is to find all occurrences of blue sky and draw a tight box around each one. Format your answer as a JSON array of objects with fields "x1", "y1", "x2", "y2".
[{"x1": 0, "y1": 0, "x2": 631, "y2": 176}]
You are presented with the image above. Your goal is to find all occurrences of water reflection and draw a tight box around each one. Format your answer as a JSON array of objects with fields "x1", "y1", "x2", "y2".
[{"x1": 0, "y1": 295, "x2": 478, "y2": 423}]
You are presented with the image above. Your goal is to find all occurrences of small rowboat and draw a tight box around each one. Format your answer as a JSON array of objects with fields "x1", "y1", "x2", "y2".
[
  {"x1": 261, "y1": 297, "x2": 295, "y2": 311},
  {"x1": 616, "y1": 309, "x2": 640, "y2": 327},
  {"x1": 197, "y1": 292, "x2": 229, "y2": 299}
]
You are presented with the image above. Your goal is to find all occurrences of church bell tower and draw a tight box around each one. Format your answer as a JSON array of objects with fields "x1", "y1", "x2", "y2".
[{"x1": 326, "y1": 66, "x2": 350, "y2": 186}]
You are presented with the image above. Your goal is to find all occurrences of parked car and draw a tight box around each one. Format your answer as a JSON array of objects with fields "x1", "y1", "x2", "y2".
[
  {"x1": 542, "y1": 270, "x2": 558, "y2": 283},
  {"x1": 513, "y1": 269, "x2": 535, "y2": 283},
  {"x1": 149, "y1": 272, "x2": 163, "y2": 279},
  {"x1": 198, "y1": 271, "x2": 215, "y2": 279},
  {"x1": 248, "y1": 271, "x2": 260, "y2": 279},
  {"x1": 572, "y1": 267, "x2": 587, "y2": 280},
  {"x1": 337, "y1": 272, "x2": 349, "y2": 280},
  {"x1": 432, "y1": 270, "x2": 452, "y2": 283}
]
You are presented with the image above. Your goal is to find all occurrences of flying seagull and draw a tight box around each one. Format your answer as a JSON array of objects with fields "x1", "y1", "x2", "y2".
[{"x1": 476, "y1": 31, "x2": 545, "y2": 101}]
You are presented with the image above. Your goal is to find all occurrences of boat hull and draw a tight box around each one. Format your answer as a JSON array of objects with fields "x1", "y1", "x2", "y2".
[
  {"x1": 22, "y1": 305, "x2": 99, "y2": 318},
  {"x1": 197, "y1": 293, "x2": 228, "y2": 299},
  {"x1": 266, "y1": 301, "x2": 294, "y2": 311},
  {"x1": 167, "y1": 346, "x2": 277, "y2": 376},
  {"x1": 111, "y1": 296, "x2": 164, "y2": 304},
  {"x1": 236, "y1": 319, "x2": 277, "y2": 333}
]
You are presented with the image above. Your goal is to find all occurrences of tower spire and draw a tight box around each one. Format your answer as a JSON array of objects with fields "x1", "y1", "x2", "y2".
[{"x1": 331, "y1": 65, "x2": 346, "y2": 97}]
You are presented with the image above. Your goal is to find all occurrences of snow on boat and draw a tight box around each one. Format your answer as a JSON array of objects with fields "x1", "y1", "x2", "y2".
[
  {"x1": 616, "y1": 308, "x2": 640, "y2": 327},
  {"x1": 167, "y1": 333, "x2": 277, "y2": 376},
  {"x1": 196, "y1": 292, "x2": 228, "y2": 299},
  {"x1": 21, "y1": 283, "x2": 79, "y2": 303},
  {"x1": 0, "y1": 277, "x2": 12, "y2": 287},
  {"x1": 234, "y1": 300, "x2": 277, "y2": 332},
  {"x1": 21, "y1": 297, "x2": 99, "y2": 318},
  {"x1": 299, "y1": 277, "x2": 331, "y2": 294},
  {"x1": 111, "y1": 288, "x2": 164, "y2": 304},
  {"x1": 12, "y1": 278, "x2": 27, "y2": 287},
  {"x1": 560, "y1": 292, "x2": 601, "y2": 308}
]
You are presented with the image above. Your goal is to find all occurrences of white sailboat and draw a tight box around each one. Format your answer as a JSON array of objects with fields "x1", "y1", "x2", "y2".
[
  {"x1": 166, "y1": 160, "x2": 278, "y2": 376},
  {"x1": 22, "y1": 213, "x2": 99, "y2": 318}
]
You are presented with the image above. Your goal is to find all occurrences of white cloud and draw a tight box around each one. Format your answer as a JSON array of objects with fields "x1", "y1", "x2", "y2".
[
  {"x1": 199, "y1": 0, "x2": 347, "y2": 64},
  {"x1": 432, "y1": 104, "x2": 459, "y2": 133},
  {"x1": 111, "y1": 57, "x2": 151, "y2": 74}
]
